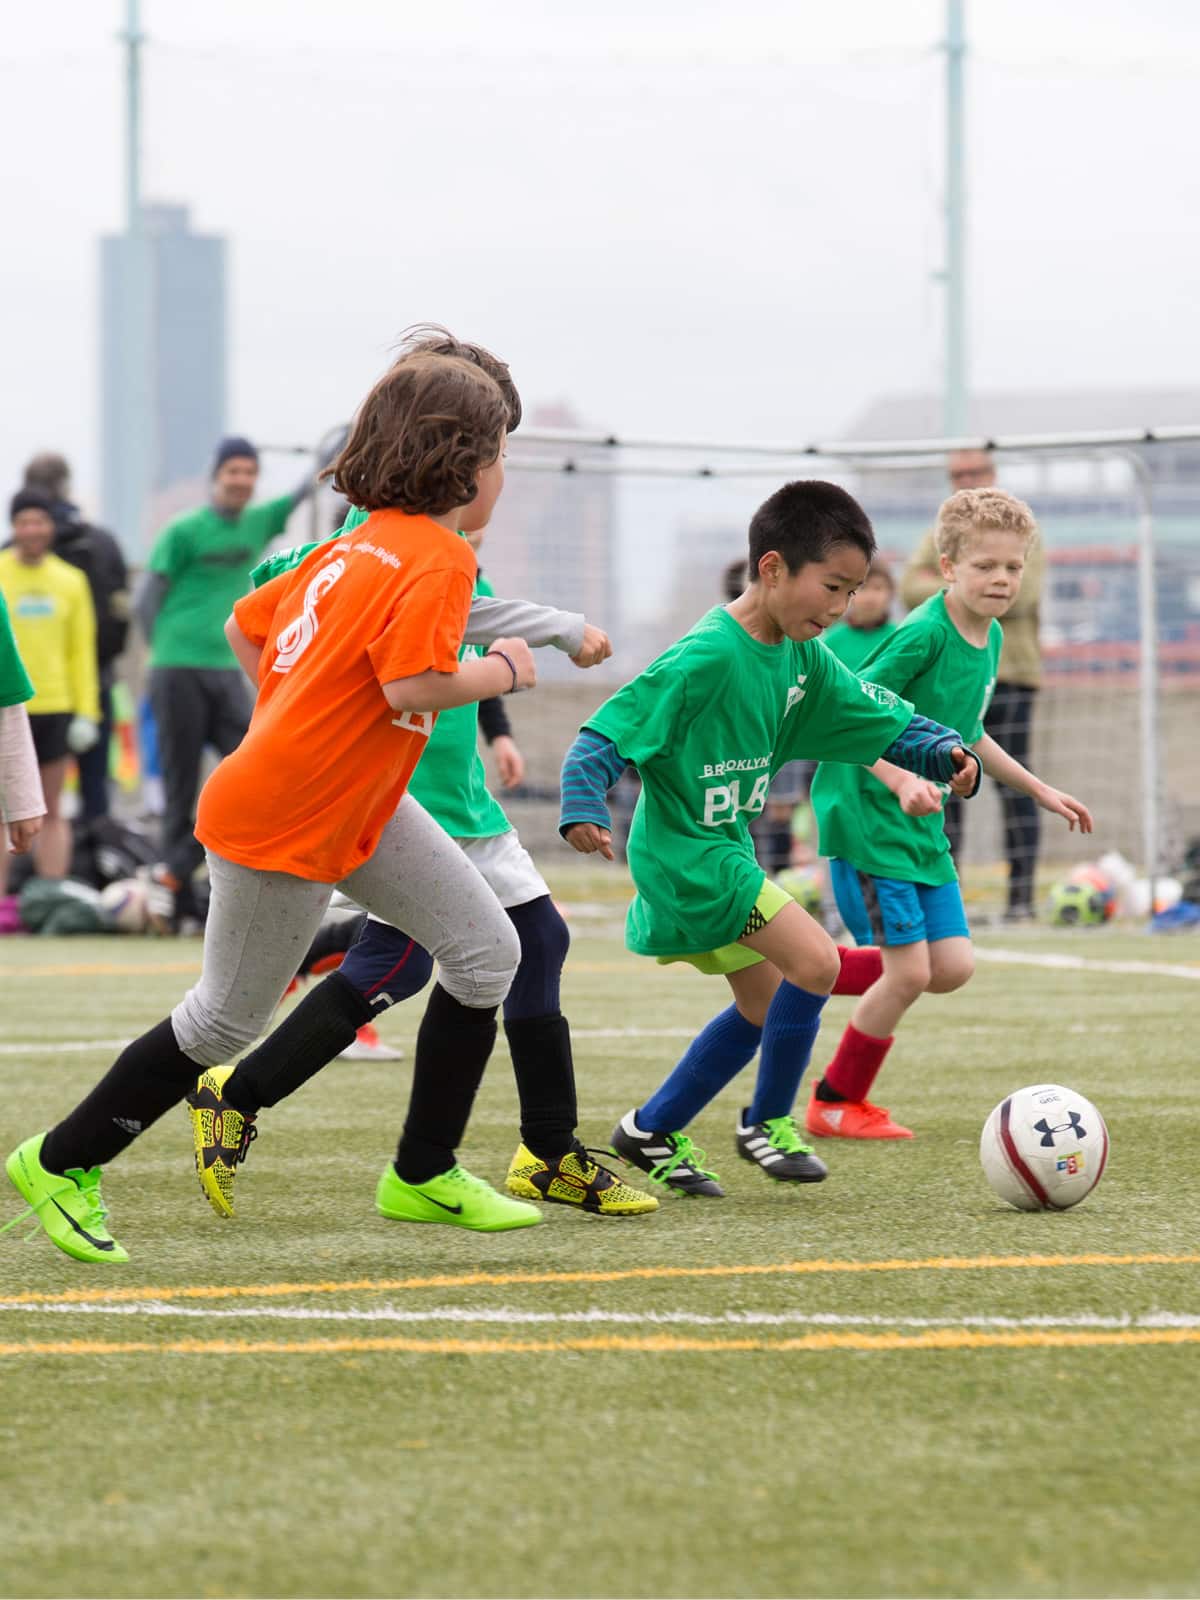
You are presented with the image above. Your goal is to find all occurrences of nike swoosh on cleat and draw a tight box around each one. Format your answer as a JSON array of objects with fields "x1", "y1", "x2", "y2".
[
  {"x1": 50, "y1": 1197, "x2": 115, "y2": 1252},
  {"x1": 419, "y1": 1193, "x2": 464, "y2": 1215}
]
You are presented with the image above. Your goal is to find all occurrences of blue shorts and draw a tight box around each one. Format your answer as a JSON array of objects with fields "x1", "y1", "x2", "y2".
[{"x1": 830, "y1": 860, "x2": 970, "y2": 948}]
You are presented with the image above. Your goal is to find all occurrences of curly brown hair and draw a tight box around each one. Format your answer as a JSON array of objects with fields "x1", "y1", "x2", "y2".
[
  {"x1": 324, "y1": 353, "x2": 508, "y2": 515},
  {"x1": 393, "y1": 323, "x2": 522, "y2": 434},
  {"x1": 935, "y1": 487, "x2": 1039, "y2": 562}
]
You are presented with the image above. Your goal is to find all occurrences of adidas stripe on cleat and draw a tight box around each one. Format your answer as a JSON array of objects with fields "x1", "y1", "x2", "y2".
[
  {"x1": 187, "y1": 1066, "x2": 258, "y2": 1218},
  {"x1": 3, "y1": 1134, "x2": 129, "y2": 1264},
  {"x1": 609, "y1": 1111, "x2": 724, "y2": 1197},
  {"x1": 735, "y1": 1110, "x2": 828, "y2": 1182},
  {"x1": 506, "y1": 1141, "x2": 658, "y2": 1216},
  {"x1": 376, "y1": 1163, "x2": 541, "y2": 1231}
]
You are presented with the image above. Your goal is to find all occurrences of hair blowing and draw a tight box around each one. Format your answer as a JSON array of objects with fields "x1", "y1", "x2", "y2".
[
  {"x1": 324, "y1": 353, "x2": 508, "y2": 515},
  {"x1": 392, "y1": 324, "x2": 522, "y2": 435}
]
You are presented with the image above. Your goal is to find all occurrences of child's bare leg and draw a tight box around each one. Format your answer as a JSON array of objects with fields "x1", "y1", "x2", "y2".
[
  {"x1": 851, "y1": 941, "x2": 932, "y2": 1039},
  {"x1": 31, "y1": 757, "x2": 70, "y2": 879},
  {"x1": 724, "y1": 960, "x2": 782, "y2": 1027},
  {"x1": 737, "y1": 899, "x2": 841, "y2": 995},
  {"x1": 926, "y1": 936, "x2": 974, "y2": 993}
]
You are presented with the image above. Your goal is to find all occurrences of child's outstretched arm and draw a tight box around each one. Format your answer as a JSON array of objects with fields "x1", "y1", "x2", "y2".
[
  {"x1": 975, "y1": 734, "x2": 1093, "y2": 832},
  {"x1": 559, "y1": 728, "x2": 630, "y2": 862},
  {"x1": 875, "y1": 711, "x2": 982, "y2": 796},
  {"x1": 463, "y1": 594, "x2": 611, "y2": 668}
]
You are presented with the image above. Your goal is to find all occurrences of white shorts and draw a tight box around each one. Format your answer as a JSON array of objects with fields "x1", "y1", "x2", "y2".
[{"x1": 456, "y1": 829, "x2": 549, "y2": 909}]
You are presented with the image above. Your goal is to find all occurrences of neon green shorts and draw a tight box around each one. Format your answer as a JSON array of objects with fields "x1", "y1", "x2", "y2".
[{"x1": 655, "y1": 877, "x2": 793, "y2": 975}]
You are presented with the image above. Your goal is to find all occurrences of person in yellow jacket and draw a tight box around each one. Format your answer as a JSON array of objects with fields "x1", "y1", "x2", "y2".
[
  {"x1": 0, "y1": 489, "x2": 99, "y2": 885},
  {"x1": 899, "y1": 449, "x2": 1045, "y2": 919}
]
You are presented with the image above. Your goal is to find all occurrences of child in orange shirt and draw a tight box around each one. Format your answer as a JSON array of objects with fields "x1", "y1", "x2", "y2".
[{"x1": 6, "y1": 352, "x2": 545, "y2": 1263}]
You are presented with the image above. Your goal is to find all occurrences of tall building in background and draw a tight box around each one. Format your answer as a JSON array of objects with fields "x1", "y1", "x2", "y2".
[{"x1": 100, "y1": 202, "x2": 226, "y2": 552}]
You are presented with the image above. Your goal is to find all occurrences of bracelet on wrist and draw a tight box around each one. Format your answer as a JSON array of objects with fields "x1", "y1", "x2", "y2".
[{"x1": 485, "y1": 648, "x2": 519, "y2": 694}]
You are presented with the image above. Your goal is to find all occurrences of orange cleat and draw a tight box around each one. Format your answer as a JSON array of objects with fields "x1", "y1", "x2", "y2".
[{"x1": 805, "y1": 1091, "x2": 913, "y2": 1140}]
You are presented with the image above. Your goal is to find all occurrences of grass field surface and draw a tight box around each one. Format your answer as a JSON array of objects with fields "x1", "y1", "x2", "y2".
[{"x1": 1, "y1": 868, "x2": 1198, "y2": 1598}]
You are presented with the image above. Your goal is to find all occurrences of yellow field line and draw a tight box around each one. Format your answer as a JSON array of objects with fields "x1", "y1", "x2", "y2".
[
  {"x1": 6, "y1": 1251, "x2": 1197, "y2": 1309},
  {"x1": 3, "y1": 1327, "x2": 1199, "y2": 1357}
]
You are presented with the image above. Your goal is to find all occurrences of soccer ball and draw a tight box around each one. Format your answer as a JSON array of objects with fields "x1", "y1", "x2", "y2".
[
  {"x1": 980, "y1": 1084, "x2": 1109, "y2": 1211},
  {"x1": 776, "y1": 866, "x2": 823, "y2": 917},
  {"x1": 98, "y1": 877, "x2": 151, "y2": 934},
  {"x1": 1048, "y1": 880, "x2": 1108, "y2": 927}
]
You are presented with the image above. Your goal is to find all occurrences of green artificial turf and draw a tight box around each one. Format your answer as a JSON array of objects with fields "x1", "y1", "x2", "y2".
[{"x1": 1, "y1": 870, "x2": 1198, "y2": 1598}]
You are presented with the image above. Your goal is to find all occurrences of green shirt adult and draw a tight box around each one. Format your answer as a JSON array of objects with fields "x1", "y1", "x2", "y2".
[
  {"x1": 585, "y1": 605, "x2": 914, "y2": 957},
  {"x1": 0, "y1": 591, "x2": 35, "y2": 706},
  {"x1": 146, "y1": 496, "x2": 295, "y2": 669},
  {"x1": 821, "y1": 618, "x2": 897, "y2": 674},
  {"x1": 811, "y1": 592, "x2": 1001, "y2": 885}
]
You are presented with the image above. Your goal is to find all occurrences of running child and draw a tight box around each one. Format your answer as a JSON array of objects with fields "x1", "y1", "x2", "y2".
[
  {"x1": 806, "y1": 488, "x2": 1092, "y2": 1140},
  {"x1": 186, "y1": 328, "x2": 655, "y2": 1222},
  {"x1": 6, "y1": 351, "x2": 543, "y2": 1263},
  {"x1": 560, "y1": 480, "x2": 982, "y2": 1197}
]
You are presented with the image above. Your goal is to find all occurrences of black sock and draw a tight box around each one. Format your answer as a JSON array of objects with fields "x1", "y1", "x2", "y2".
[
  {"x1": 394, "y1": 984, "x2": 497, "y2": 1184},
  {"x1": 224, "y1": 971, "x2": 376, "y2": 1116},
  {"x1": 41, "y1": 1018, "x2": 200, "y2": 1173},
  {"x1": 815, "y1": 1077, "x2": 847, "y2": 1104},
  {"x1": 505, "y1": 1013, "x2": 577, "y2": 1162}
]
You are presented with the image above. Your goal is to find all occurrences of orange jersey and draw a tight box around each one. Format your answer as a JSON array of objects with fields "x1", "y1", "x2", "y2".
[{"x1": 196, "y1": 510, "x2": 476, "y2": 881}]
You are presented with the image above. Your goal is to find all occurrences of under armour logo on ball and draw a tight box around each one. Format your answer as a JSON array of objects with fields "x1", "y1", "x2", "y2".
[{"x1": 1034, "y1": 1111, "x2": 1086, "y2": 1147}]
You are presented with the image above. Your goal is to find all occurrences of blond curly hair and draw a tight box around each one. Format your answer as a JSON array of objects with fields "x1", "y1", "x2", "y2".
[{"x1": 934, "y1": 488, "x2": 1039, "y2": 563}]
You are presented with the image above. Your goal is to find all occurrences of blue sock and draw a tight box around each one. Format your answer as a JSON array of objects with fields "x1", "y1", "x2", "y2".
[
  {"x1": 638, "y1": 1005, "x2": 763, "y2": 1132},
  {"x1": 747, "y1": 983, "x2": 829, "y2": 1124}
]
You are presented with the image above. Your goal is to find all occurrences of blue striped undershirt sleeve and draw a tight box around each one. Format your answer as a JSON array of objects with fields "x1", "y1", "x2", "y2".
[
  {"x1": 882, "y1": 712, "x2": 982, "y2": 793},
  {"x1": 559, "y1": 727, "x2": 630, "y2": 836}
]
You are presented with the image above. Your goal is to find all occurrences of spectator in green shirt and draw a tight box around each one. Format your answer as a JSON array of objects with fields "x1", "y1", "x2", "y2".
[{"x1": 135, "y1": 435, "x2": 320, "y2": 928}]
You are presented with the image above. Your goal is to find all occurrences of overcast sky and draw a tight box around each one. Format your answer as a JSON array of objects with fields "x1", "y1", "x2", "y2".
[{"x1": 2, "y1": 0, "x2": 1198, "y2": 519}]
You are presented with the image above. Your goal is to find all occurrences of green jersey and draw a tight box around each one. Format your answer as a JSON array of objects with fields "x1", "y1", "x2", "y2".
[
  {"x1": 252, "y1": 507, "x2": 510, "y2": 840},
  {"x1": 586, "y1": 605, "x2": 913, "y2": 956},
  {"x1": 822, "y1": 618, "x2": 897, "y2": 673},
  {"x1": 147, "y1": 495, "x2": 295, "y2": 669},
  {"x1": 0, "y1": 591, "x2": 34, "y2": 706},
  {"x1": 811, "y1": 592, "x2": 1001, "y2": 884}
]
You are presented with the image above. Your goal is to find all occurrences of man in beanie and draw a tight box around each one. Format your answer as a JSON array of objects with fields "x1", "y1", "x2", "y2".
[
  {"x1": 135, "y1": 435, "x2": 322, "y2": 929},
  {"x1": 22, "y1": 453, "x2": 129, "y2": 822}
]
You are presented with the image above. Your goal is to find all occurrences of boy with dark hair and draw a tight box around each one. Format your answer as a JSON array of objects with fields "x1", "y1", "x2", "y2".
[
  {"x1": 186, "y1": 327, "x2": 655, "y2": 1222},
  {"x1": 6, "y1": 351, "x2": 544, "y2": 1263},
  {"x1": 561, "y1": 480, "x2": 982, "y2": 1197}
]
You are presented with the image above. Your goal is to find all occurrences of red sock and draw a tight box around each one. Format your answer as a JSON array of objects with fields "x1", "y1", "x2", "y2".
[
  {"x1": 832, "y1": 945, "x2": 883, "y2": 996},
  {"x1": 823, "y1": 1022, "x2": 894, "y2": 1103}
]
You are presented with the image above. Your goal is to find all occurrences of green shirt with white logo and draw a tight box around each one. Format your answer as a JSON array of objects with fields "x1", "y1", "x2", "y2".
[
  {"x1": 0, "y1": 591, "x2": 35, "y2": 706},
  {"x1": 811, "y1": 592, "x2": 1001, "y2": 885},
  {"x1": 148, "y1": 496, "x2": 295, "y2": 669},
  {"x1": 585, "y1": 605, "x2": 913, "y2": 956}
]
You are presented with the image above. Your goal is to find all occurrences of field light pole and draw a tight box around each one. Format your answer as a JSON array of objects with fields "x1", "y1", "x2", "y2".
[
  {"x1": 119, "y1": 0, "x2": 152, "y2": 553},
  {"x1": 941, "y1": 0, "x2": 969, "y2": 439}
]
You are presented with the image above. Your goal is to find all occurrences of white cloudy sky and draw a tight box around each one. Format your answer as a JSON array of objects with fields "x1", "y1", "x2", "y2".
[{"x1": 2, "y1": 0, "x2": 1198, "y2": 519}]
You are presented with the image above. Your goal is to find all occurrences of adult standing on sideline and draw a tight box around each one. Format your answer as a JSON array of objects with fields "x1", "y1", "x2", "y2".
[
  {"x1": 22, "y1": 453, "x2": 129, "y2": 822},
  {"x1": 135, "y1": 435, "x2": 323, "y2": 928},
  {"x1": 899, "y1": 448, "x2": 1045, "y2": 920},
  {"x1": 0, "y1": 490, "x2": 99, "y2": 890}
]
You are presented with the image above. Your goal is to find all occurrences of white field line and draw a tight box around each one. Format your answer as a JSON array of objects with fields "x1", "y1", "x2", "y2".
[
  {"x1": 2, "y1": 1300, "x2": 1198, "y2": 1331},
  {"x1": 976, "y1": 946, "x2": 1200, "y2": 981}
]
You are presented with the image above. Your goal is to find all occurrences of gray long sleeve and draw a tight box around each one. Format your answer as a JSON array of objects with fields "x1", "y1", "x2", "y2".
[
  {"x1": 134, "y1": 570, "x2": 169, "y2": 644},
  {"x1": 462, "y1": 594, "x2": 585, "y2": 657}
]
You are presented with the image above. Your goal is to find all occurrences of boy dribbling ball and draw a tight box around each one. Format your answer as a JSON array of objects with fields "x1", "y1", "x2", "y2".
[{"x1": 807, "y1": 488, "x2": 1093, "y2": 1140}]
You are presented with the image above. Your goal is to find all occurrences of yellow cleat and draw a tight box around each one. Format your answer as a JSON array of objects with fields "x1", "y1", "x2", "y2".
[
  {"x1": 506, "y1": 1141, "x2": 658, "y2": 1216},
  {"x1": 187, "y1": 1066, "x2": 258, "y2": 1218}
]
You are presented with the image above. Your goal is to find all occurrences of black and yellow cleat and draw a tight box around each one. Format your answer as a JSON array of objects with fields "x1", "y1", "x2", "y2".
[
  {"x1": 507, "y1": 1141, "x2": 659, "y2": 1216},
  {"x1": 187, "y1": 1066, "x2": 258, "y2": 1219}
]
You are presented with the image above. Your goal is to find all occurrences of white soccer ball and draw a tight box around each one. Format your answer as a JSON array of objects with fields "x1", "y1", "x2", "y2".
[
  {"x1": 980, "y1": 1084, "x2": 1109, "y2": 1211},
  {"x1": 98, "y1": 877, "x2": 151, "y2": 934}
]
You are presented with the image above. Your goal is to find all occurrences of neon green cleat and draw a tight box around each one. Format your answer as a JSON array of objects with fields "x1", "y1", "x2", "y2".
[
  {"x1": 3, "y1": 1134, "x2": 129, "y2": 1264},
  {"x1": 376, "y1": 1162, "x2": 541, "y2": 1231},
  {"x1": 507, "y1": 1141, "x2": 659, "y2": 1216},
  {"x1": 187, "y1": 1066, "x2": 258, "y2": 1219}
]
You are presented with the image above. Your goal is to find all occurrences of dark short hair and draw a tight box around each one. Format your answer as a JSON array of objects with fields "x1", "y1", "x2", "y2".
[
  {"x1": 747, "y1": 480, "x2": 876, "y2": 577},
  {"x1": 23, "y1": 453, "x2": 70, "y2": 498},
  {"x1": 393, "y1": 324, "x2": 522, "y2": 434},
  {"x1": 325, "y1": 353, "x2": 508, "y2": 516}
]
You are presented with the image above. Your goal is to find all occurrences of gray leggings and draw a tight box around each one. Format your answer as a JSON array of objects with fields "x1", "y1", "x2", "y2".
[{"x1": 172, "y1": 794, "x2": 519, "y2": 1067}]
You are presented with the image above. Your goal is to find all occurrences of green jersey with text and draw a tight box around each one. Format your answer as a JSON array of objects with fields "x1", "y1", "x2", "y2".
[
  {"x1": 586, "y1": 605, "x2": 913, "y2": 956},
  {"x1": 811, "y1": 592, "x2": 1000, "y2": 884},
  {"x1": 251, "y1": 507, "x2": 509, "y2": 840}
]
